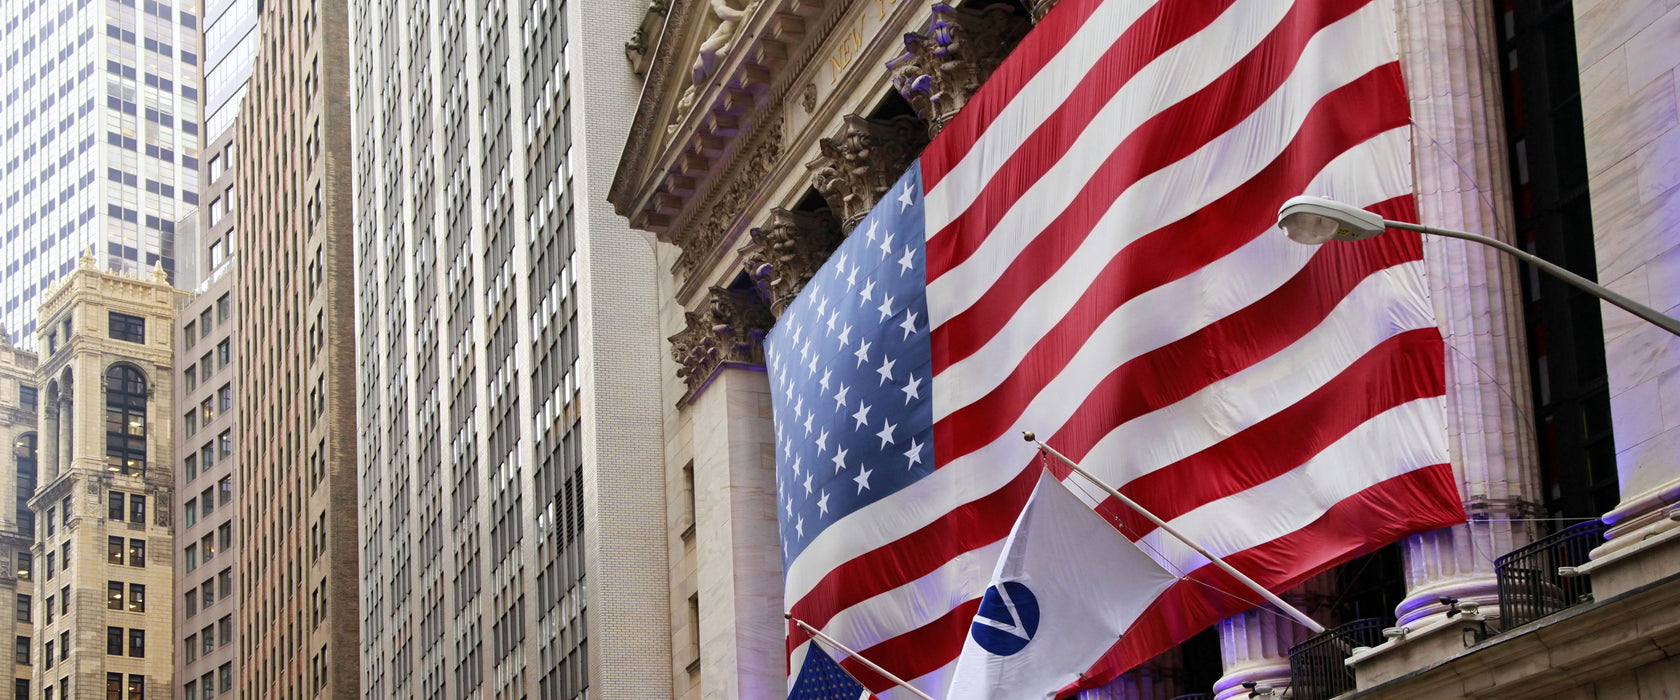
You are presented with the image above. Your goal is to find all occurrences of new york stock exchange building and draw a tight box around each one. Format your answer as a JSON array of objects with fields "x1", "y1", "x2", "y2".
[{"x1": 606, "y1": 0, "x2": 1680, "y2": 697}]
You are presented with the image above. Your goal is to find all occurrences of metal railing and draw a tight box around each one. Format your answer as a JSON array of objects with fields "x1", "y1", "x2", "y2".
[
  {"x1": 1495, "y1": 518, "x2": 1607, "y2": 630},
  {"x1": 1287, "y1": 617, "x2": 1386, "y2": 700}
]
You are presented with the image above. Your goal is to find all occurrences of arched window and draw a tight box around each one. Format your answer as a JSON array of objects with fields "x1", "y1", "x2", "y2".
[{"x1": 106, "y1": 365, "x2": 148, "y2": 475}]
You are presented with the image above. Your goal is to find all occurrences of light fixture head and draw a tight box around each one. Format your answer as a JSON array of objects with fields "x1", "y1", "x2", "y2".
[
  {"x1": 1558, "y1": 566, "x2": 1580, "y2": 578},
  {"x1": 1381, "y1": 626, "x2": 1409, "y2": 640},
  {"x1": 1457, "y1": 601, "x2": 1480, "y2": 615},
  {"x1": 1277, "y1": 195, "x2": 1388, "y2": 244}
]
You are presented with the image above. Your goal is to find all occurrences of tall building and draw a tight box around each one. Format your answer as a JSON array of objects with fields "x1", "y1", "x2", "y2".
[
  {"x1": 609, "y1": 0, "x2": 1680, "y2": 697},
  {"x1": 348, "y1": 0, "x2": 670, "y2": 696},
  {"x1": 0, "y1": 0, "x2": 206, "y2": 343},
  {"x1": 230, "y1": 0, "x2": 358, "y2": 697},
  {"x1": 25, "y1": 261, "x2": 182, "y2": 700},
  {"x1": 1, "y1": 334, "x2": 40, "y2": 699},
  {"x1": 172, "y1": 0, "x2": 256, "y2": 695}
]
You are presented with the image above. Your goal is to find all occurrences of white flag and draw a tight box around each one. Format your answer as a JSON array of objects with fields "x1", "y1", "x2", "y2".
[{"x1": 947, "y1": 470, "x2": 1179, "y2": 699}]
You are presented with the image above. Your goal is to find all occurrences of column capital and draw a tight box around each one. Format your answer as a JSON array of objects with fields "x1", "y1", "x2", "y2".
[
  {"x1": 743, "y1": 207, "x2": 843, "y2": 317},
  {"x1": 805, "y1": 114, "x2": 927, "y2": 231},
  {"x1": 669, "y1": 286, "x2": 776, "y2": 400},
  {"x1": 886, "y1": 3, "x2": 1031, "y2": 137}
]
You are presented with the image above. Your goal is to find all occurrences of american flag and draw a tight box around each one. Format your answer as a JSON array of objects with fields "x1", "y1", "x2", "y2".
[{"x1": 766, "y1": 0, "x2": 1466, "y2": 696}]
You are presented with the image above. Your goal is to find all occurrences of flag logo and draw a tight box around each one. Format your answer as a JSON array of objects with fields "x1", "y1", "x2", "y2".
[{"x1": 970, "y1": 581, "x2": 1040, "y2": 656}]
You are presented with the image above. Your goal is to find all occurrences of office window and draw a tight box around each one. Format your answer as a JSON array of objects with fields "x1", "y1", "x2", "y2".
[
  {"x1": 218, "y1": 430, "x2": 231, "y2": 459},
  {"x1": 184, "y1": 635, "x2": 196, "y2": 664},
  {"x1": 218, "y1": 615, "x2": 232, "y2": 645},
  {"x1": 60, "y1": 543, "x2": 69, "y2": 572},
  {"x1": 218, "y1": 522, "x2": 230, "y2": 551},
  {"x1": 200, "y1": 628, "x2": 212, "y2": 655},
  {"x1": 107, "y1": 627, "x2": 123, "y2": 655},
  {"x1": 129, "y1": 675, "x2": 145, "y2": 700},
  {"x1": 109, "y1": 492, "x2": 125, "y2": 520},
  {"x1": 184, "y1": 498, "x2": 196, "y2": 527},
  {"x1": 128, "y1": 584, "x2": 145, "y2": 612},
  {"x1": 218, "y1": 384, "x2": 231, "y2": 412},
  {"x1": 218, "y1": 664, "x2": 231, "y2": 692},
  {"x1": 199, "y1": 672, "x2": 213, "y2": 699},
  {"x1": 183, "y1": 321, "x2": 195, "y2": 348},
  {"x1": 45, "y1": 552, "x2": 54, "y2": 579},
  {"x1": 131, "y1": 495, "x2": 146, "y2": 523},
  {"x1": 185, "y1": 588, "x2": 198, "y2": 617},
  {"x1": 44, "y1": 596, "x2": 53, "y2": 624},
  {"x1": 14, "y1": 636, "x2": 27, "y2": 665},
  {"x1": 16, "y1": 678, "x2": 28, "y2": 700},
  {"x1": 107, "y1": 581, "x2": 123, "y2": 610},
  {"x1": 201, "y1": 581, "x2": 213, "y2": 608},
  {"x1": 185, "y1": 454, "x2": 197, "y2": 480},
  {"x1": 59, "y1": 587, "x2": 67, "y2": 615},
  {"x1": 218, "y1": 569, "x2": 232, "y2": 598},
  {"x1": 109, "y1": 312, "x2": 145, "y2": 343},
  {"x1": 44, "y1": 640, "x2": 52, "y2": 669},
  {"x1": 107, "y1": 673, "x2": 122, "y2": 700},
  {"x1": 201, "y1": 488, "x2": 214, "y2": 515},
  {"x1": 46, "y1": 508, "x2": 54, "y2": 536},
  {"x1": 184, "y1": 408, "x2": 197, "y2": 437},
  {"x1": 105, "y1": 365, "x2": 148, "y2": 474},
  {"x1": 59, "y1": 631, "x2": 67, "y2": 659},
  {"x1": 217, "y1": 294, "x2": 230, "y2": 322},
  {"x1": 217, "y1": 339, "x2": 229, "y2": 368},
  {"x1": 202, "y1": 534, "x2": 214, "y2": 560},
  {"x1": 16, "y1": 550, "x2": 29, "y2": 580},
  {"x1": 108, "y1": 536, "x2": 125, "y2": 565},
  {"x1": 219, "y1": 477, "x2": 232, "y2": 505},
  {"x1": 184, "y1": 364, "x2": 197, "y2": 392},
  {"x1": 16, "y1": 594, "x2": 29, "y2": 623},
  {"x1": 129, "y1": 629, "x2": 144, "y2": 658},
  {"x1": 60, "y1": 497, "x2": 69, "y2": 526},
  {"x1": 185, "y1": 544, "x2": 197, "y2": 572},
  {"x1": 129, "y1": 540, "x2": 145, "y2": 567}
]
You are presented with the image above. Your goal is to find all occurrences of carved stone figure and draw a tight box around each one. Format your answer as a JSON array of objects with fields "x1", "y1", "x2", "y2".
[
  {"x1": 805, "y1": 114, "x2": 928, "y2": 230},
  {"x1": 743, "y1": 208, "x2": 843, "y2": 316},
  {"x1": 887, "y1": 3, "x2": 1031, "y2": 136},
  {"x1": 668, "y1": 285, "x2": 776, "y2": 396},
  {"x1": 692, "y1": 0, "x2": 760, "y2": 85}
]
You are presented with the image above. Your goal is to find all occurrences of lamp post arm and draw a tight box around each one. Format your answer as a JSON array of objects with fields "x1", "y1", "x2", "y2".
[{"x1": 1385, "y1": 220, "x2": 1680, "y2": 339}]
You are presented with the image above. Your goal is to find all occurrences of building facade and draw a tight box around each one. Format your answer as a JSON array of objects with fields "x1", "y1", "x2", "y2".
[
  {"x1": 1, "y1": 335, "x2": 41, "y2": 699},
  {"x1": 347, "y1": 0, "x2": 671, "y2": 696},
  {"x1": 0, "y1": 0, "x2": 206, "y2": 342},
  {"x1": 229, "y1": 0, "x2": 359, "y2": 697},
  {"x1": 24, "y1": 261, "x2": 182, "y2": 700},
  {"x1": 610, "y1": 0, "x2": 1680, "y2": 697}
]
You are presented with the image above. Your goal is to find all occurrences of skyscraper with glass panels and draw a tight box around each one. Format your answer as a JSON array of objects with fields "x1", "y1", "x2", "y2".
[{"x1": 0, "y1": 0, "x2": 205, "y2": 345}]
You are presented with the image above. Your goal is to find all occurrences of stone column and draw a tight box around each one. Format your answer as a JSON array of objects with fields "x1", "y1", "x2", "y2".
[
  {"x1": 1211, "y1": 609, "x2": 1308, "y2": 700},
  {"x1": 1078, "y1": 649, "x2": 1189, "y2": 700},
  {"x1": 58, "y1": 395, "x2": 73, "y2": 478},
  {"x1": 1391, "y1": 0, "x2": 1544, "y2": 628},
  {"x1": 40, "y1": 393, "x2": 60, "y2": 482}
]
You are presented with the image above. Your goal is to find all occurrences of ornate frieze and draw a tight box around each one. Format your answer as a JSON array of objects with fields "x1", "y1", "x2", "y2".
[
  {"x1": 805, "y1": 113, "x2": 927, "y2": 230},
  {"x1": 669, "y1": 285, "x2": 777, "y2": 397},
  {"x1": 672, "y1": 123, "x2": 785, "y2": 279},
  {"x1": 742, "y1": 207, "x2": 842, "y2": 316},
  {"x1": 887, "y1": 3, "x2": 1031, "y2": 136}
]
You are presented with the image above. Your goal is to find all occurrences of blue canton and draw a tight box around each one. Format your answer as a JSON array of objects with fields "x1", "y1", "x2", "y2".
[{"x1": 765, "y1": 164, "x2": 934, "y2": 567}]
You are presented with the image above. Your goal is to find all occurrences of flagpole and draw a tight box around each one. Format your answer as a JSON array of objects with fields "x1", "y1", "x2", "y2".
[
  {"x1": 786, "y1": 614, "x2": 938, "y2": 700},
  {"x1": 1024, "y1": 432, "x2": 1327, "y2": 634}
]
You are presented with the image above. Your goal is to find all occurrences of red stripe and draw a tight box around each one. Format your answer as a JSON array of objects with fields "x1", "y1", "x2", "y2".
[
  {"x1": 926, "y1": 0, "x2": 1374, "y2": 282},
  {"x1": 1100, "y1": 328, "x2": 1446, "y2": 535},
  {"x1": 920, "y1": 0, "x2": 1231, "y2": 191},
  {"x1": 931, "y1": 71, "x2": 1411, "y2": 464},
  {"x1": 1056, "y1": 464, "x2": 1466, "y2": 697},
  {"x1": 785, "y1": 461, "x2": 1041, "y2": 652},
  {"x1": 840, "y1": 598, "x2": 982, "y2": 694}
]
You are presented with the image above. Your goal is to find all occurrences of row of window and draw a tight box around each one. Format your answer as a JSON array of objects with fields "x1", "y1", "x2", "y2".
[
  {"x1": 107, "y1": 581, "x2": 146, "y2": 612},
  {"x1": 184, "y1": 437, "x2": 232, "y2": 481},
  {"x1": 182, "y1": 614, "x2": 231, "y2": 660},
  {"x1": 182, "y1": 523, "x2": 229, "y2": 571},
  {"x1": 183, "y1": 664, "x2": 231, "y2": 700},
  {"x1": 183, "y1": 479, "x2": 232, "y2": 524},
  {"x1": 108, "y1": 536, "x2": 147, "y2": 566},
  {"x1": 181, "y1": 340, "x2": 231, "y2": 399},
  {"x1": 183, "y1": 568, "x2": 232, "y2": 618},
  {"x1": 181, "y1": 293, "x2": 232, "y2": 349},
  {"x1": 105, "y1": 626, "x2": 145, "y2": 657}
]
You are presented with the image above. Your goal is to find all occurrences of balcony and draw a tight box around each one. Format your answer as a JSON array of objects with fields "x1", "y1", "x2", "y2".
[
  {"x1": 1287, "y1": 617, "x2": 1386, "y2": 700},
  {"x1": 1494, "y1": 519, "x2": 1607, "y2": 630}
]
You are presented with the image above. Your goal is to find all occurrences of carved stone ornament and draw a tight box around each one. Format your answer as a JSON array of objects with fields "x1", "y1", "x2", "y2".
[
  {"x1": 887, "y1": 3, "x2": 1032, "y2": 137},
  {"x1": 669, "y1": 285, "x2": 777, "y2": 396},
  {"x1": 806, "y1": 114, "x2": 928, "y2": 231},
  {"x1": 1031, "y1": 0, "x2": 1060, "y2": 22},
  {"x1": 675, "y1": 123, "x2": 784, "y2": 278},
  {"x1": 743, "y1": 207, "x2": 842, "y2": 316}
]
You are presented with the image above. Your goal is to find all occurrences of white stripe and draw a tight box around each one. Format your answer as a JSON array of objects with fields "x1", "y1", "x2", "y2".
[
  {"x1": 787, "y1": 125, "x2": 1410, "y2": 605},
  {"x1": 1068, "y1": 259, "x2": 1435, "y2": 496},
  {"x1": 924, "y1": 0, "x2": 1288, "y2": 236},
  {"x1": 819, "y1": 540, "x2": 1003, "y2": 655},
  {"x1": 921, "y1": 0, "x2": 1166, "y2": 234},
  {"x1": 926, "y1": 1, "x2": 1397, "y2": 331},
  {"x1": 1136, "y1": 397, "x2": 1450, "y2": 575},
  {"x1": 900, "y1": 660, "x2": 958, "y2": 700}
]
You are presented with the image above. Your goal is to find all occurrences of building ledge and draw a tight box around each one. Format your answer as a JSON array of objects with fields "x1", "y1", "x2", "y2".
[{"x1": 1344, "y1": 570, "x2": 1680, "y2": 698}]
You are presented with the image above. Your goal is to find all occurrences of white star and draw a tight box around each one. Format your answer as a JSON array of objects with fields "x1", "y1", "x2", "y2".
[
  {"x1": 859, "y1": 278, "x2": 875, "y2": 305},
  {"x1": 837, "y1": 324, "x2": 853, "y2": 349},
  {"x1": 791, "y1": 324, "x2": 802, "y2": 346},
  {"x1": 845, "y1": 264, "x2": 857, "y2": 291},
  {"x1": 833, "y1": 384, "x2": 850, "y2": 410},
  {"x1": 831, "y1": 446, "x2": 849, "y2": 473},
  {"x1": 791, "y1": 455, "x2": 802, "y2": 476},
  {"x1": 879, "y1": 231, "x2": 894, "y2": 260},
  {"x1": 803, "y1": 471, "x2": 813, "y2": 494},
  {"x1": 795, "y1": 516, "x2": 804, "y2": 539},
  {"x1": 901, "y1": 374, "x2": 923, "y2": 404},
  {"x1": 905, "y1": 438, "x2": 924, "y2": 467},
  {"x1": 876, "y1": 420, "x2": 897, "y2": 447},
  {"x1": 807, "y1": 354, "x2": 817, "y2": 375},
  {"x1": 826, "y1": 308, "x2": 838, "y2": 334},
  {"x1": 899, "y1": 311, "x2": 919, "y2": 339},
  {"x1": 898, "y1": 246, "x2": 915, "y2": 274},
  {"x1": 898, "y1": 181, "x2": 915, "y2": 210},
  {"x1": 785, "y1": 495, "x2": 793, "y2": 517},
  {"x1": 817, "y1": 490, "x2": 830, "y2": 516},
  {"x1": 794, "y1": 396, "x2": 804, "y2": 418},
  {"x1": 854, "y1": 339, "x2": 871, "y2": 367},
  {"x1": 799, "y1": 341, "x2": 810, "y2": 364},
  {"x1": 863, "y1": 219, "x2": 878, "y2": 245},
  {"x1": 876, "y1": 356, "x2": 896, "y2": 385},
  {"x1": 877, "y1": 294, "x2": 895, "y2": 321},
  {"x1": 852, "y1": 402, "x2": 872, "y2": 429},
  {"x1": 815, "y1": 429, "x2": 829, "y2": 454},
  {"x1": 854, "y1": 465, "x2": 874, "y2": 493},
  {"x1": 817, "y1": 295, "x2": 828, "y2": 316},
  {"x1": 818, "y1": 368, "x2": 832, "y2": 392},
  {"x1": 802, "y1": 412, "x2": 814, "y2": 435},
  {"x1": 834, "y1": 250, "x2": 848, "y2": 279}
]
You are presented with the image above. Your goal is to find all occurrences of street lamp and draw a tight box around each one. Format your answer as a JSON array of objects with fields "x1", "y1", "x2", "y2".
[{"x1": 1277, "y1": 195, "x2": 1680, "y2": 338}]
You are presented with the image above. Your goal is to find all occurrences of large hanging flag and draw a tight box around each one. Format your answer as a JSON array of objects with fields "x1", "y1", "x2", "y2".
[
  {"x1": 947, "y1": 469, "x2": 1178, "y2": 699},
  {"x1": 763, "y1": 0, "x2": 1464, "y2": 697}
]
